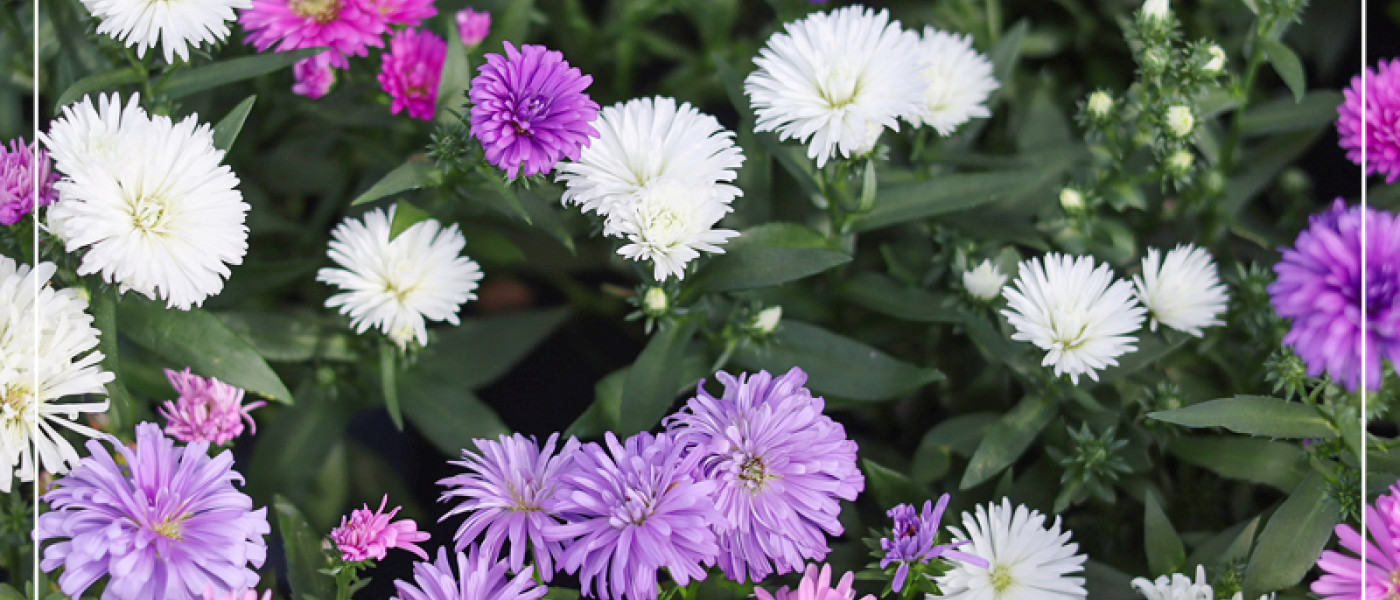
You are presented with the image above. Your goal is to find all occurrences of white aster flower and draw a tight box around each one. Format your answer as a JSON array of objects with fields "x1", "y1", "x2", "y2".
[
  {"x1": 1001, "y1": 253, "x2": 1146, "y2": 384},
  {"x1": 1132, "y1": 244, "x2": 1228, "y2": 337},
  {"x1": 80, "y1": 0, "x2": 251, "y2": 64},
  {"x1": 744, "y1": 5, "x2": 925, "y2": 168},
  {"x1": 1131, "y1": 565, "x2": 1213, "y2": 600},
  {"x1": 907, "y1": 27, "x2": 999, "y2": 136},
  {"x1": 934, "y1": 498, "x2": 1088, "y2": 600},
  {"x1": 43, "y1": 93, "x2": 250, "y2": 310},
  {"x1": 0, "y1": 257, "x2": 112, "y2": 493},
  {"x1": 557, "y1": 96, "x2": 744, "y2": 281},
  {"x1": 963, "y1": 259, "x2": 1008, "y2": 301},
  {"x1": 317, "y1": 206, "x2": 484, "y2": 348}
]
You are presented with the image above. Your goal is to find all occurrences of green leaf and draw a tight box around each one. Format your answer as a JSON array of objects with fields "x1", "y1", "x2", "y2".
[
  {"x1": 1016, "y1": 90, "x2": 1072, "y2": 151},
  {"x1": 157, "y1": 47, "x2": 324, "y2": 99},
  {"x1": 1144, "y1": 491, "x2": 1186, "y2": 576},
  {"x1": 437, "y1": 16, "x2": 471, "y2": 121},
  {"x1": 1242, "y1": 472, "x2": 1341, "y2": 598},
  {"x1": 1259, "y1": 37, "x2": 1306, "y2": 102},
  {"x1": 413, "y1": 307, "x2": 572, "y2": 390},
  {"x1": 389, "y1": 200, "x2": 432, "y2": 240},
  {"x1": 962, "y1": 313, "x2": 1037, "y2": 378},
  {"x1": 686, "y1": 223, "x2": 850, "y2": 296},
  {"x1": 273, "y1": 496, "x2": 335, "y2": 600},
  {"x1": 840, "y1": 272, "x2": 965, "y2": 324},
  {"x1": 216, "y1": 311, "x2": 357, "y2": 362},
  {"x1": 0, "y1": 583, "x2": 24, "y2": 600},
  {"x1": 1149, "y1": 396, "x2": 1336, "y2": 439},
  {"x1": 1239, "y1": 90, "x2": 1344, "y2": 136},
  {"x1": 353, "y1": 160, "x2": 443, "y2": 206},
  {"x1": 54, "y1": 67, "x2": 144, "y2": 109},
  {"x1": 89, "y1": 285, "x2": 138, "y2": 431},
  {"x1": 1096, "y1": 330, "x2": 1190, "y2": 383},
  {"x1": 848, "y1": 168, "x2": 1063, "y2": 232},
  {"x1": 211, "y1": 95, "x2": 256, "y2": 152},
  {"x1": 1167, "y1": 435, "x2": 1305, "y2": 491},
  {"x1": 733, "y1": 320, "x2": 943, "y2": 401},
  {"x1": 117, "y1": 295, "x2": 294, "y2": 403},
  {"x1": 399, "y1": 383, "x2": 509, "y2": 457},
  {"x1": 1224, "y1": 128, "x2": 1325, "y2": 217},
  {"x1": 380, "y1": 342, "x2": 403, "y2": 430},
  {"x1": 989, "y1": 21, "x2": 1029, "y2": 96},
  {"x1": 861, "y1": 459, "x2": 932, "y2": 509},
  {"x1": 960, "y1": 396, "x2": 1057, "y2": 489},
  {"x1": 619, "y1": 318, "x2": 701, "y2": 436}
]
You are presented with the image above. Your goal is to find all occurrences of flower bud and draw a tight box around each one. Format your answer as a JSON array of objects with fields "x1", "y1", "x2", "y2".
[
  {"x1": 1164, "y1": 105, "x2": 1194, "y2": 138},
  {"x1": 1202, "y1": 44, "x2": 1227, "y2": 76},
  {"x1": 1059, "y1": 187, "x2": 1086, "y2": 212},
  {"x1": 749, "y1": 306, "x2": 783, "y2": 336},
  {"x1": 1086, "y1": 91, "x2": 1114, "y2": 121},
  {"x1": 642, "y1": 286, "x2": 668, "y2": 317},
  {"x1": 1142, "y1": 47, "x2": 1170, "y2": 76},
  {"x1": 1165, "y1": 149, "x2": 1194, "y2": 176},
  {"x1": 1142, "y1": 0, "x2": 1170, "y2": 20},
  {"x1": 962, "y1": 260, "x2": 1008, "y2": 301},
  {"x1": 456, "y1": 8, "x2": 491, "y2": 48}
]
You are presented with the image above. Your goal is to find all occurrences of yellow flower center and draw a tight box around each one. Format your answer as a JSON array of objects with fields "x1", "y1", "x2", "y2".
[
  {"x1": 990, "y1": 564, "x2": 1014, "y2": 592},
  {"x1": 290, "y1": 0, "x2": 342, "y2": 23}
]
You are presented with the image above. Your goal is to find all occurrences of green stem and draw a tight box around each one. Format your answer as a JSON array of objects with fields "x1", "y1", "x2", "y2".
[
  {"x1": 121, "y1": 48, "x2": 154, "y2": 103},
  {"x1": 1219, "y1": 18, "x2": 1272, "y2": 171},
  {"x1": 709, "y1": 336, "x2": 740, "y2": 374}
]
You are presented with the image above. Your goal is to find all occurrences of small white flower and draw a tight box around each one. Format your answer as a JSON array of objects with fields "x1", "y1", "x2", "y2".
[
  {"x1": 744, "y1": 6, "x2": 925, "y2": 168},
  {"x1": 1164, "y1": 105, "x2": 1194, "y2": 138},
  {"x1": 749, "y1": 306, "x2": 783, "y2": 335},
  {"x1": 1001, "y1": 253, "x2": 1146, "y2": 384},
  {"x1": 963, "y1": 260, "x2": 1008, "y2": 301},
  {"x1": 1132, "y1": 244, "x2": 1228, "y2": 337},
  {"x1": 43, "y1": 93, "x2": 249, "y2": 310},
  {"x1": 1131, "y1": 565, "x2": 1213, "y2": 600},
  {"x1": 317, "y1": 207, "x2": 483, "y2": 349},
  {"x1": 80, "y1": 0, "x2": 251, "y2": 64},
  {"x1": 0, "y1": 257, "x2": 112, "y2": 493},
  {"x1": 934, "y1": 498, "x2": 1088, "y2": 600},
  {"x1": 907, "y1": 27, "x2": 999, "y2": 136},
  {"x1": 1203, "y1": 44, "x2": 1227, "y2": 75},
  {"x1": 1142, "y1": 0, "x2": 1170, "y2": 20},
  {"x1": 1086, "y1": 91, "x2": 1114, "y2": 120}
]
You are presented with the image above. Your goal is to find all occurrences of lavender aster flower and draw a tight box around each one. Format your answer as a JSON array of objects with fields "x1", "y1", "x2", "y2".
[
  {"x1": 35, "y1": 422, "x2": 269, "y2": 600},
  {"x1": 469, "y1": 42, "x2": 600, "y2": 179},
  {"x1": 0, "y1": 137, "x2": 59, "y2": 225},
  {"x1": 544, "y1": 431, "x2": 725, "y2": 600},
  {"x1": 754, "y1": 564, "x2": 873, "y2": 600},
  {"x1": 438, "y1": 432, "x2": 579, "y2": 580},
  {"x1": 1269, "y1": 199, "x2": 1400, "y2": 391},
  {"x1": 880, "y1": 495, "x2": 987, "y2": 592},
  {"x1": 393, "y1": 545, "x2": 549, "y2": 600},
  {"x1": 664, "y1": 367, "x2": 865, "y2": 584},
  {"x1": 1338, "y1": 59, "x2": 1400, "y2": 183}
]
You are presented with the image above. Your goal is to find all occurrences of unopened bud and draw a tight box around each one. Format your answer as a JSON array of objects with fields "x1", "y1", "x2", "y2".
[
  {"x1": 455, "y1": 8, "x2": 491, "y2": 47},
  {"x1": 1164, "y1": 105, "x2": 1194, "y2": 138},
  {"x1": 749, "y1": 306, "x2": 782, "y2": 336},
  {"x1": 1059, "y1": 188, "x2": 1086, "y2": 212},
  {"x1": 1203, "y1": 44, "x2": 1227, "y2": 75},
  {"x1": 1165, "y1": 150, "x2": 1194, "y2": 176},
  {"x1": 1142, "y1": 0, "x2": 1170, "y2": 20},
  {"x1": 642, "y1": 287, "x2": 668, "y2": 317},
  {"x1": 1086, "y1": 91, "x2": 1114, "y2": 121}
]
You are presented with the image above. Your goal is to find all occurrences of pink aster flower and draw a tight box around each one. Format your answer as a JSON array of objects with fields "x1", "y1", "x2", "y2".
[
  {"x1": 364, "y1": 0, "x2": 436, "y2": 26},
  {"x1": 754, "y1": 564, "x2": 874, "y2": 600},
  {"x1": 330, "y1": 495, "x2": 432, "y2": 563},
  {"x1": 0, "y1": 137, "x2": 58, "y2": 225},
  {"x1": 379, "y1": 27, "x2": 447, "y2": 121},
  {"x1": 1338, "y1": 58, "x2": 1400, "y2": 183},
  {"x1": 240, "y1": 0, "x2": 387, "y2": 69},
  {"x1": 203, "y1": 588, "x2": 273, "y2": 600},
  {"x1": 469, "y1": 42, "x2": 600, "y2": 179},
  {"x1": 293, "y1": 52, "x2": 338, "y2": 98},
  {"x1": 159, "y1": 367, "x2": 266, "y2": 446},
  {"x1": 1312, "y1": 481, "x2": 1400, "y2": 600},
  {"x1": 456, "y1": 8, "x2": 490, "y2": 47}
]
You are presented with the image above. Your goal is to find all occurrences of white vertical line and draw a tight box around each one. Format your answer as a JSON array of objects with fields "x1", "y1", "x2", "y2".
[
  {"x1": 1359, "y1": 0, "x2": 1369, "y2": 594},
  {"x1": 30, "y1": 0, "x2": 41, "y2": 592}
]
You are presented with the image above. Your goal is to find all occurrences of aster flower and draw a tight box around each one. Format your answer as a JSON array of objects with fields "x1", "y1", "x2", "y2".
[
  {"x1": 203, "y1": 588, "x2": 273, "y2": 600},
  {"x1": 35, "y1": 422, "x2": 270, "y2": 600},
  {"x1": 470, "y1": 42, "x2": 600, "y2": 179},
  {"x1": 879, "y1": 495, "x2": 987, "y2": 592},
  {"x1": 744, "y1": 6, "x2": 925, "y2": 168},
  {"x1": 754, "y1": 564, "x2": 874, "y2": 600},
  {"x1": 0, "y1": 137, "x2": 59, "y2": 225},
  {"x1": 393, "y1": 546, "x2": 549, "y2": 600},
  {"x1": 1270, "y1": 199, "x2": 1400, "y2": 391},
  {"x1": 664, "y1": 367, "x2": 865, "y2": 584},
  {"x1": 43, "y1": 93, "x2": 250, "y2": 310},
  {"x1": 1312, "y1": 480, "x2": 1400, "y2": 600},
  {"x1": 1131, "y1": 565, "x2": 1212, "y2": 600},
  {"x1": 934, "y1": 498, "x2": 1087, "y2": 600},
  {"x1": 906, "y1": 27, "x2": 999, "y2": 136},
  {"x1": 439, "y1": 433, "x2": 579, "y2": 580},
  {"x1": 364, "y1": 0, "x2": 435, "y2": 26},
  {"x1": 1001, "y1": 253, "x2": 1146, "y2": 384},
  {"x1": 0, "y1": 257, "x2": 112, "y2": 493},
  {"x1": 963, "y1": 259, "x2": 1007, "y2": 301},
  {"x1": 159, "y1": 367, "x2": 265, "y2": 446},
  {"x1": 456, "y1": 8, "x2": 491, "y2": 47},
  {"x1": 80, "y1": 0, "x2": 250, "y2": 63},
  {"x1": 293, "y1": 52, "x2": 338, "y2": 99},
  {"x1": 1132, "y1": 244, "x2": 1229, "y2": 337},
  {"x1": 1338, "y1": 59, "x2": 1400, "y2": 183},
  {"x1": 330, "y1": 495, "x2": 431, "y2": 562},
  {"x1": 317, "y1": 206, "x2": 483, "y2": 348},
  {"x1": 545, "y1": 431, "x2": 725, "y2": 600},
  {"x1": 380, "y1": 27, "x2": 447, "y2": 121},
  {"x1": 240, "y1": 0, "x2": 387, "y2": 69}
]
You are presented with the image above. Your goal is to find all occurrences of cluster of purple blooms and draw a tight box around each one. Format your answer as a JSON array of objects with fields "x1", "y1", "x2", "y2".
[
  {"x1": 0, "y1": 137, "x2": 58, "y2": 225},
  {"x1": 878, "y1": 496, "x2": 986, "y2": 593}
]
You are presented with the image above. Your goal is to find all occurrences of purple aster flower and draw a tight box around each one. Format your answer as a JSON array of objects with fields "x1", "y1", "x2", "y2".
[
  {"x1": 330, "y1": 495, "x2": 431, "y2": 562},
  {"x1": 35, "y1": 422, "x2": 270, "y2": 600},
  {"x1": 879, "y1": 495, "x2": 987, "y2": 592},
  {"x1": 438, "y1": 433, "x2": 580, "y2": 580},
  {"x1": 0, "y1": 137, "x2": 58, "y2": 225},
  {"x1": 380, "y1": 27, "x2": 447, "y2": 121},
  {"x1": 393, "y1": 545, "x2": 549, "y2": 600},
  {"x1": 159, "y1": 367, "x2": 266, "y2": 446},
  {"x1": 1312, "y1": 480, "x2": 1400, "y2": 600},
  {"x1": 1269, "y1": 199, "x2": 1400, "y2": 391},
  {"x1": 469, "y1": 42, "x2": 600, "y2": 179},
  {"x1": 664, "y1": 367, "x2": 865, "y2": 584},
  {"x1": 1338, "y1": 59, "x2": 1400, "y2": 183},
  {"x1": 754, "y1": 564, "x2": 874, "y2": 600},
  {"x1": 544, "y1": 431, "x2": 725, "y2": 600}
]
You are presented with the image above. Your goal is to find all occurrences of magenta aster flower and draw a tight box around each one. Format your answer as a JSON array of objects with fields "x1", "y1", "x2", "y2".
[
  {"x1": 379, "y1": 27, "x2": 447, "y2": 121},
  {"x1": 664, "y1": 368, "x2": 865, "y2": 584},
  {"x1": 456, "y1": 8, "x2": 490, "y2": 47},
  {"x1": 469, "y1": 42, "x2": 600, "y2": 179},
  {"x1": 439, "y1": 433, "x2": 579, "y2": 581},
  {"x1": 1269, "y1": 199, "x2": 1400, "y2": 391},
  {"x1": 240, "y1": 0, "x2": 387, "y2": 69},
  {"x1": 754, "y1": 564, "x2": 874, "y2": 600},
  {"x1": 364, "y1": 0, "x2": 436, "y2": 26},
  {"x1": 158, "y1": 367, "x2": 266, "y2": 446},
  {"x1": 392, "y1": 545, "x2": 549, "y2": 600},
  {"x1": 879, "y1": 495, "x2": 987, "y2": 592},
  {"x1": 293, "y1": 52, "x2": 338, "y2": 98},
  {"x1": 0, "y1": 137, "x2": 58, "y2": 225},
  {"x1": 1312, "y1": 481, "x2": 1400, "y2": 600},
  {"x1": 544, "y1": 432, "x2": 725, "y2": 600},
  {"x1": 330, "y1": 495, "x2": 431, "y2": 562},
  {"x1": 1338, "y1": 59, "x2": 1400, "y2": 183},
  {"x1": 35, "y1": 422, "x2": 270, "y2": 600}
]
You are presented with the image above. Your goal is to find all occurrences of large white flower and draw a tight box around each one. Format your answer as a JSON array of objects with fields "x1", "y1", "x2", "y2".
[
  {"x1": 934, "y1": 498, "x2": 1087, "y2": 600},
  {"x1": 557, "y1": 96, "x2": 744, "y2": 281},
  {"x1": 0, "y1": 257, "x2": 112, "y2": 493},
  {"x1": 43, "y1": 93, "x2": 250, "y2": 310},
  {"x1": 1001, "y1": 253, "x2": 1146, "y2": 384},
  {"x1": 80, "y1": 0, "x2": 251, "y2": 64},
  {"x1": 1132, "y1": 244, "x2": 1228, "y2": 337},
  {"x1": 907, "y1": 27, "x2": 999, "y2": 136},
  {"x1": 744, "y1": 5, "x2": 925, "y2": 168},
  {"x1": 317, "y1": 207, "x2": 484, "y2": 348}
]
